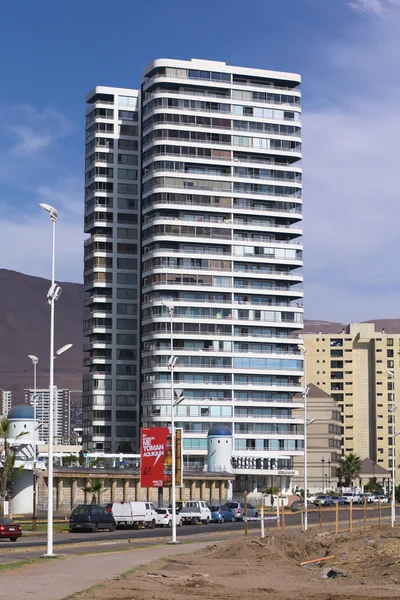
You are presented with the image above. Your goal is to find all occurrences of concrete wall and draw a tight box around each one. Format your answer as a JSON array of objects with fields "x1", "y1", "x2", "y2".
[{"x1": 36, "y1": 470, "x2": 232, "y2": 514}]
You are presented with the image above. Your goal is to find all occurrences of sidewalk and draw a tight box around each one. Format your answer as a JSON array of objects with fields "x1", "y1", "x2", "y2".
[{"x1": 0, "y1": 541, "x2": 215, "y2": 600}]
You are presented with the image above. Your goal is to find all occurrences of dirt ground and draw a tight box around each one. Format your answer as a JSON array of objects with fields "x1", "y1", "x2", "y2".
[{"x1": 75, "y1": 525, "x2": 400, "y2": 600}]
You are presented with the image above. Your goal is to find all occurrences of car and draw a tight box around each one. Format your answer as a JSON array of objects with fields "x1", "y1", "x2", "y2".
[
  {"x1": 0, "y1": 518, "x2": 22, "y2": 542},
  {"x1": 69, "y1": 504, "x2": 116, "y2": 532},
  {"x1": 155, "y1": 508, "x2": 183, "y2": 528},
  {"x1": 225, "y1": 501, "x2": 258, "y2": 521},
  {"x1": 362, "y1": 493, "x2": 376, "y2": 504},
  {"x1": 291, "y1": 500, "x2": 315, "y2": 512},
  {"x1": 373, "y1": 494, "x2": 389, "y2": 504},
  {"x1": 313, "y1": 495, "x2": 333, "y2": 506},
  {"x1": 342, "y1": 492, "x2": 361, "y2": 504},
  {"x1": 330, "y1": 496, "x2": 346, "y2": 505},
  {"x1": 209, "y1": 505, "x2": 235, "y2": 522}
]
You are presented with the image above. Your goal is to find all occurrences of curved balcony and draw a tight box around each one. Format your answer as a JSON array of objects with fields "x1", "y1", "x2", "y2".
[
  {"x1": 143, "y1": 102, "x2": 301, "y2": 124},
  {"x1": 142, "y1": 87, "x2": 301, "y2": 109}
]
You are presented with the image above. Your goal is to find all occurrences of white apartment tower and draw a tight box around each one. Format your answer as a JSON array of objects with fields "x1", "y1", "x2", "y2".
[
  {"x1": 84, "y1": 59, "x2": 304, "y2": 492},
  {"x1": 84, "y1": 87, "x2": 140, "y2": 453},
  {"x1": 0, "y1": 390, "x2": 12, "y2": 418},
  {"x1": 140, "y1": 59, "x2": 304, "y2": 493},
  {"x1": 24, "y1": 388, "x2": 71, "y2": 441}
]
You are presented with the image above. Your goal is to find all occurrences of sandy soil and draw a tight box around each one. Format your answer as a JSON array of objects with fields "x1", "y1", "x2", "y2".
[{"x1": 75, "y1": 525, "x2": 400, "y2": 600}]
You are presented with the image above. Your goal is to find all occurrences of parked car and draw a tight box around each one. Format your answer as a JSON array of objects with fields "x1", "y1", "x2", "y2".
[
  {"x1": 225, "y1": 501, "x2": 258, "y2": 521},
  {"x1": 291, "y1": 500, "x2": 315, "y2": 512},
  {"x1": 362, "y1": 493, "x2": 376, "y2": 504},
  {"x1": 111, "y1": 502, "x2": 157, "y2": 529},
  {"x1": 69, "y1": 504, "x2": 116, "y2": 533},
  {"x1": 179, "y1": 501, "x2": 212, "y2": 524},
  {"x1": 313, "y1": 495, "x2": 333, "y2": 506},
  {"x1": 330, "y1": 496, "x2": 346, "y2": 505},
  {"x1": 209, "y1": 505, "x2": 235, "y2": 522},
  {"x1": 373, "y1": 494, "x2": 389, "y2": 504},
  {"x1": 155, "y1": 508, "x2": 183, "y2": 528},
  {"x1": 0, "y1": 518, "x2": 22, "y2": 542},
  {"x1": 342, "y1": 492, "x2": 362, "y2": 504}
]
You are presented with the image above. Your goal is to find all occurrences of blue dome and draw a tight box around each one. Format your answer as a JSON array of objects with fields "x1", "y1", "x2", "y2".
[
  {"x1": 207, "y1": 425, "x2": 232, "y2": 437},
  {"x1": 8, "y1": 405, "x2": 34, "y2": 420}
]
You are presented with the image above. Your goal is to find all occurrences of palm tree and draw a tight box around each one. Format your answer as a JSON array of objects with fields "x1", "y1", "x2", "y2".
[
  {"x1": 338, "y1": 453, "x2": 362, "y2": 487},
  {"x1": 0, "y1": 417, "x2": 28, "y2": 517},
  {"x1": 81, "y1": 479, "x2": 104, "y2": 504}
]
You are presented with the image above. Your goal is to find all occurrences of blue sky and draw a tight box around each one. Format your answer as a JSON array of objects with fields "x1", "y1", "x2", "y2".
[{"x1": 0, "y1": 0, "x2": 399, "y2": 321}]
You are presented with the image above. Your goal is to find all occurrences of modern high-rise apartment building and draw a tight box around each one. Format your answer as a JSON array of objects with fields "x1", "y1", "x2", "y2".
[
  {"x1": 0, "y1": 389, "x2": 12, "y2": 418},
  {"x1": 303, "y1": 322, "x2": 400, "y2": 479},
  {"x1": 83, "y1": 58, "x2": 304, "y2": 492},
  {"x1": 83, "y1": 87, "x2": 140, "y2": 453},
  {"x1": 24, "y1": 388, "x2": 71, "y2": 441}
]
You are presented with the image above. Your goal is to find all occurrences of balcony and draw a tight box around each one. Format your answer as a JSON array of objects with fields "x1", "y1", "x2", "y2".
[
  {"x1": 142, "y1": 196, "x2": 302, "y2": 216},
  {"x1": 143, "y1": 86, "x2": 300, "y2": 108}
]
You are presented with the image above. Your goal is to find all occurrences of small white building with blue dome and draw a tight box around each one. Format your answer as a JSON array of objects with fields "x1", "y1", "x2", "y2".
[{"x1": 1, "y1": 404, "x2": 41, "y2": 515}]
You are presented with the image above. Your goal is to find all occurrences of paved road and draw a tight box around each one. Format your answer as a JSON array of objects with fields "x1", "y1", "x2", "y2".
[{"x1": 0, "y1": 504, "x2": 396, "y2": 553}]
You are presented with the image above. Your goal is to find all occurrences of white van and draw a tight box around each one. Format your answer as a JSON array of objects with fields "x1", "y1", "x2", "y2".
[
  {"x1": 179, "y1": 501, "x2": 212, "y2": 524},
  {"x1": 111, "y1": 501, "x2": 157, "y2": 529}
]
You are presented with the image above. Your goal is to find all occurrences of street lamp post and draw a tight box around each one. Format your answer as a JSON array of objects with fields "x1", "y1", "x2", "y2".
[
  {"x1": 39, "y1": 202, "x2": 62, "y2": 558},
  {"x1": 298, "y1": 345, "x2": 310, "y2": 531},
  {"x1": 162, "y1": 300, "x2": 180, "y2": 545},
  {"x1": 322, "y1": 458, "x2": 326, "y2": 493},
  {"x1": 387, "y1": 371, "x2": 397, "y2": 527},
  {"x1": 28, "y1": 354, "x2": 38, "y2": 531}
]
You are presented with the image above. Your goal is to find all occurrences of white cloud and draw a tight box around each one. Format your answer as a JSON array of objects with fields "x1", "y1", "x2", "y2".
[
  {"x1": 348, "y1": 0, "x2": 400, "y2": 15},
  {"x1": 304, "y1": 5, "x2": 400, "y2": 321},
  {"x1": 0, "y1": 209, "x2": 85, "y2": 283},
  {"x1": 0, "y1": 105, "x2": 84, "y2": 282},
  {"x1": 9, "y1": 125, "x2": 53, "y2": 155}
]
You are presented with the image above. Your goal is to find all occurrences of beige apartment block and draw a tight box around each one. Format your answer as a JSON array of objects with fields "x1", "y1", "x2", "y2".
[
  {"x1": 303, "y1": 323, "x2": 400, "y2": 478},
  {"x1": 293, "y1": 384, "x2": 341, "y2": 492}
]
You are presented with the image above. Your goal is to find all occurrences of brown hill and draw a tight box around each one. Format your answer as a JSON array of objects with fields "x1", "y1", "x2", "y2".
[{"x1": 0, "y1": 269, "x2": 84, "y2": 404}]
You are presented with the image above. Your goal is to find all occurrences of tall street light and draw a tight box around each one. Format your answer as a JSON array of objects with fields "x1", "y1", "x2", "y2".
[
  {"x1": 161, "y1": 300, "x2": 183, "y2": 544},
  {"x1": 387, "y1": 371, "x2": 397, "y2": 527},
  {"x1": 298, "y1": 345, "x2": 310, "y2": 531},
  {"x1": 39, "y1": 202, "x2": 61, "y2": 558},
  {"x1": 321, "y1": 457, "x2": 326, "y2": 493},
  {"x1": 28, "y1": 354, "x2": 38, "y2": 531}
]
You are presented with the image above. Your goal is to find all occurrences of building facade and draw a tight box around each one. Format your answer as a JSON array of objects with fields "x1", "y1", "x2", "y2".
[
  {"x1": 303, "y1": 323, "x2": 400, "y2": 478},
  {"x1": 0, "y1": 389, "x2": 12, "y2": 418},
  {"x1": 292, "y1": 384, "x2": 342, "y2": 493},
  {"x1": 83, "y1": 59, "x2": 305, "y2": 492},
  {"x1": 24, "y1": 388, "x2": 71, "y2": 442},
  {"x1": 83, "y1": 87, "x2": 140, "y2": 453}
]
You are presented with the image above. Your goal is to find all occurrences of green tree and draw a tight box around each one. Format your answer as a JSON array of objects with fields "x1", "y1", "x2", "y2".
[
  {"x1": 364, "y1": 480, "x2": 383, "y2": 493},
  {"x1": 264, "y1": 485, "x2": 279, "y2": 507},
  {"x1": 81, "y1": 479, "x2": 104, "y2": 504},
  {"x1": 63, "y1": 454, "x2": 78, "y2": 467},
  {"x1": 78, "y1": 450, "x2": 85, "y2": 468},
  {"x1": 0, "y1": 417, "x2": 28, "y2": 517},
  {"x1": 395, "y1": 484, "x2": 400, "y2": 503},
  {"x1": 338, "y1": 453, "x2": 362, "y2": 487}
]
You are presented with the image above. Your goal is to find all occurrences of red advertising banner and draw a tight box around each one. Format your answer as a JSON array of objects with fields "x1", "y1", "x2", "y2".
[{"x1": 140, "y1": 427, "x2": 171, "y2": 488}]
